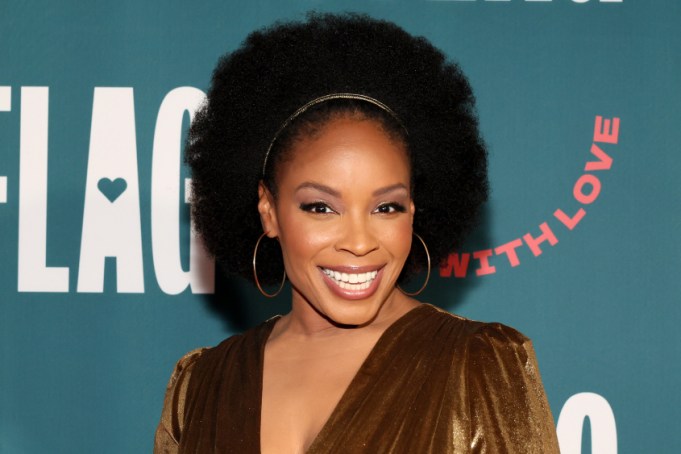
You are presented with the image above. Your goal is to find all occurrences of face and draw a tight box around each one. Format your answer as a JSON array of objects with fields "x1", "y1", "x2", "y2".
[{"x1": 258, "y1": 117, "x2": 415, "y2": 327}]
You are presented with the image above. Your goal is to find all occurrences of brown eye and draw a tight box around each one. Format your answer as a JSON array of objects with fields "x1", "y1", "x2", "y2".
[
  {"x1": 375, "y1": 203, "x2": 407, "y2": 214},
  {"x1": 300, "y1": 202, "x2": 335, "y2": 214}
]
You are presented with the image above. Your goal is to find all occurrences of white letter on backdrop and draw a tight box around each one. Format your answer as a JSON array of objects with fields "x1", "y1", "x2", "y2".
[
  {"x1": 151, "y1": 87, "x2": 214, "y2": 295},
  {"x1": 77, "y1": 87, "x2": 144, "y2": 293},
  {"x1": 557, "y1": 392, "x2": 617, "y2": 454},
  {"x1": 18, "y1": 87, "x2": 70, "y2": 292}
]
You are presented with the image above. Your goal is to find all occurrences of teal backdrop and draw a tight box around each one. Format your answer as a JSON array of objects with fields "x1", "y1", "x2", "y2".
[{"x1": 1, "y1": 1, "x2": 679, "y2": 453}]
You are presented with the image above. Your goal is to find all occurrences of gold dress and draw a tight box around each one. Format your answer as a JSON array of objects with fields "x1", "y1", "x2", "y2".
[{"x1": 154, "y1": 304, "x2": 559, "y2": 453}]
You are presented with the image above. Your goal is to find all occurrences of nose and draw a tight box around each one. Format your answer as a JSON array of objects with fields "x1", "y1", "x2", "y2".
[{"x1": 334, "y1": 214, "x2": 379, "y2": 257}]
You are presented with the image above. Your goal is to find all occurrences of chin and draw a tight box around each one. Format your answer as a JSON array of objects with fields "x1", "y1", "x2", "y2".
[{"x1": 321, "y1": 301, "x2": 384, "y2": 327}]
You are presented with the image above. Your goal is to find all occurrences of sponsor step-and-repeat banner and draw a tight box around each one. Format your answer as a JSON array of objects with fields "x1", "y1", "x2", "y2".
[{"x1": 1, "y1": 1, "x2": 679, "y2": 453}]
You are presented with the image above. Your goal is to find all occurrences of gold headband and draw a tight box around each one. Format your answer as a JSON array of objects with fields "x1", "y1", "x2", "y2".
[{"x1": 261, "y1": 93, "x2": 407, "y2": 177}]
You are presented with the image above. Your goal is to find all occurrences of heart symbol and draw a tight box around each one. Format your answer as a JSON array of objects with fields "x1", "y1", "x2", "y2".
[{"x1": 97, "y1": 177, "x2": 127, "y2": 203}]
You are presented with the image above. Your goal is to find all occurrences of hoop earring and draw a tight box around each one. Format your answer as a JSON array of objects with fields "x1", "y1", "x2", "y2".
[
  {"x1": 398, "y1": 232, "x2": 431, "y2": 297},
  {"x1": 252, "y1": 232, "x2": 287, "y2": 298}
]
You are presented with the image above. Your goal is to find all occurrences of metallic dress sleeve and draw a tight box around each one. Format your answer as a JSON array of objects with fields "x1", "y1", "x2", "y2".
[
  {"x1": 153, "y1": 348, "x2": 206, "y2": 454},
  {"x1": 466, "y1": 323, "x2": 560, "y2": 454}
]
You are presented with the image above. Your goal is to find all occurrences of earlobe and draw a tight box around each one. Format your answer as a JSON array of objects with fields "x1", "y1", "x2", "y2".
[{"x1": 257, "y1": 181, "x2": 279, "y2": 237}]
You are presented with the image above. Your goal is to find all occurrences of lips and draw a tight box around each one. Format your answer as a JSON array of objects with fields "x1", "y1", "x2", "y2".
[{"x1": 319, "y1": 265, "x2": 384, "y2": 299}]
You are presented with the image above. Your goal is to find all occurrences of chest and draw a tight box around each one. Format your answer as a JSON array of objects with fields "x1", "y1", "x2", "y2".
[
  {"x1": 178, "y1": 308, "x2": 472, "y2": 453},
  {"x1": 259, "y1": 345, "x2": 372, "y2": 454}
]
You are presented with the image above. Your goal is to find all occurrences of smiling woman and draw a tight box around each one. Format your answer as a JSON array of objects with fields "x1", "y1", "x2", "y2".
[
  {"x1": 259, "y1": 117, "x2": 415, "y2": 327},
  {"x1": 154, "y1": 12, "x2": 559, "y2": 454}
]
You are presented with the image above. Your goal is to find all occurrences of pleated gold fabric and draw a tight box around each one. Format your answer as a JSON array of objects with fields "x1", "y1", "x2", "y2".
[{"x1": 154, "y1": 304, "x2": 559, "y2": 453}]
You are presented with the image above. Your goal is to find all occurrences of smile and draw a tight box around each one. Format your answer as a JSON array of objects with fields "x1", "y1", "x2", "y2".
[{"x1": 320, "y1": 268, "x2": 379, "y2": 291}]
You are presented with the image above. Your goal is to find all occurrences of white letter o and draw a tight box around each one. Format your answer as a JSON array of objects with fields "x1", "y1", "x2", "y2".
[{"x1": 556, "y1": 392, "x2": 617, "y2": 454}]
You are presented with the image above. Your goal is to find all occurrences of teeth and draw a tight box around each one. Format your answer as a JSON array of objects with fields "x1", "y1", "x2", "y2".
[{"x1": 322, "y1": 268, "x2": 379, "y2": 290}]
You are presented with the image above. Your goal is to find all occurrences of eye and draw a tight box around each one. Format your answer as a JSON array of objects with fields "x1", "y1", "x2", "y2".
[
  {"x1": 374, "y1": 202, "x2": 407, "y2": 214},
  {"x1": 299, "y1": 202, "x2": 336, "y2": 215}
]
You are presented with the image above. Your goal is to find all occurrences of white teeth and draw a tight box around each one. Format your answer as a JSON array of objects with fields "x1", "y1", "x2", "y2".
[
  {"x1": 322, "y1": 268, "x2": 379, "y2": 290},
  {"x1": 339, "y1": 281, "x2": 370, "y2": 290}
]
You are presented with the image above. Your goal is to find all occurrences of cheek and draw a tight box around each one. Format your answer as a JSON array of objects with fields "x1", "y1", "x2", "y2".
[
  {"x1": 276, "y1": 212, "x2": 336, "y2": 263},
  {"x1": 383, "y1": 221, "x2": 414, "y2": 259}
]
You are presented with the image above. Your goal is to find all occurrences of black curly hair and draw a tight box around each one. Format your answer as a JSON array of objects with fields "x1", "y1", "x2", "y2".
[{"x1": 186, "y1": 12, "x2": 488, "y2": 286}]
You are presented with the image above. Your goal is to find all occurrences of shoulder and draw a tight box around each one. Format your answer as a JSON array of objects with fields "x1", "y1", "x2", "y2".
[
  {"x1": 419, "y1": 307, "x2": 561, "y2": 452},
  {"x1": 157, "y1": 316, "x2": 279, "y2": 413},
  {"x1": 163, "y1": 347, "x2": 207, "y2": 390},
  {"x1": 153, "y1": 332, "x2": 250, "y2": 450},
  {"x1": 161, "y1": 334, "x2": 245, "y2": 408},
  {"x1": 154, "y1": 347, "x2": 208, "y2": 450},
  {"x1": 188, "y1": 316, "x2": 280, "y2": 373},
  {"x1": 163, "y1": 333, "x2": 244, "y2": 386},
  {"x1": 416, "y1": 303, "x2": 530, "y2": 349},
  {"x1": 413, "y1": 304, "x2": 541, "y2": 385},
  {"x1": 466, "y1": 319, "x2": 533, "y2": 361}
]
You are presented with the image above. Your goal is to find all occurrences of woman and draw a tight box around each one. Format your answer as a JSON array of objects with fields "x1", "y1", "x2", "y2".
[{"x1": 155, "y1": 13, "x2": 559, "y2": 453}]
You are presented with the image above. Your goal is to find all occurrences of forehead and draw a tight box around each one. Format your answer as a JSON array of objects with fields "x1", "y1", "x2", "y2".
[{"x1": 276, "y1": 117, "x2": 411, "y2": 192}]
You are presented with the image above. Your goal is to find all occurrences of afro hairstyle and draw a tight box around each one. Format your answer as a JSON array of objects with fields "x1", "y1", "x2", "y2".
[{"x1": 186, "y1": 12, "x2": 488, "y2": 286}]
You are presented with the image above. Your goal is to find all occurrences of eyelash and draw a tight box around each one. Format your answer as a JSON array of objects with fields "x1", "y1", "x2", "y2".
[
  {"x1": 299, "y1": 202, "x2": 335, "y2": 214},
  {"x1": 375, "y1": 202, "x2": 407, "y2": 214},
  {"x1": 299, "y1": 202, "x2": 406, "y2": 215}
]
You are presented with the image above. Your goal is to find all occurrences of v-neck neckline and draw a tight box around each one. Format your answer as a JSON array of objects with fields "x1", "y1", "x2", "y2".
[{"x1": 254, "y1": 303, "x2": 431, "y2": 454}]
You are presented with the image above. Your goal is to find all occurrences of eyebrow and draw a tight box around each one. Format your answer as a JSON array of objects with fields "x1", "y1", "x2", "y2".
[
  {"x1": 295, "y1": 182, "x2": 341, "y2": 197},
  {"x1": 372, "y1": 183, "x2": 409, "y2": 197},
  {"x1": 295, "y1": 182, "x2": 409, "y2": 198}
]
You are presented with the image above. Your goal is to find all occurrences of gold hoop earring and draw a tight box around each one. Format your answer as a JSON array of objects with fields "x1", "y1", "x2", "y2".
[
  {"x1": 398, "y1": 232, "x2": 431, "y2": 297},
  {"x1": 252, "y1": 232, "x2": 287, "y2": 298}
]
